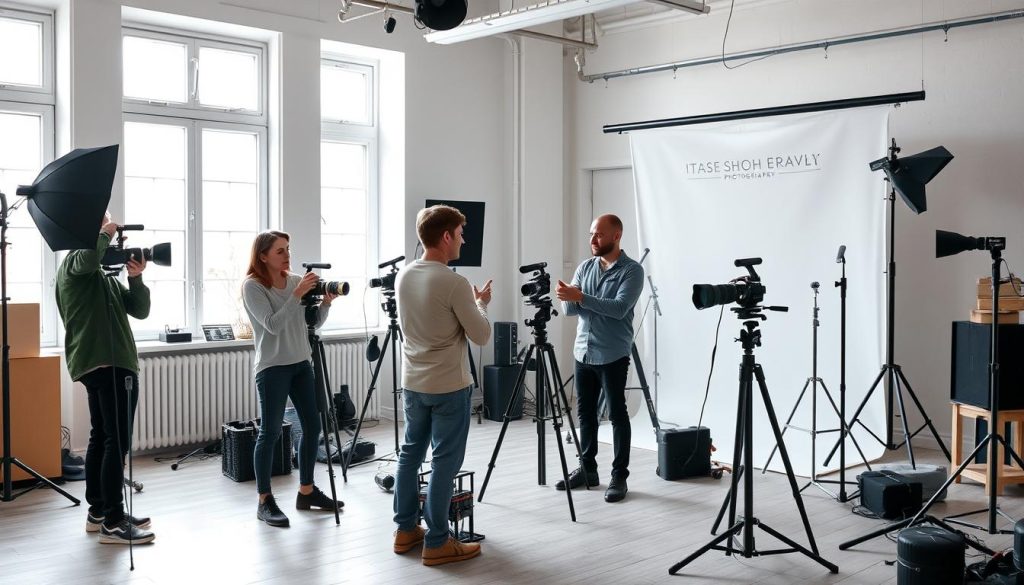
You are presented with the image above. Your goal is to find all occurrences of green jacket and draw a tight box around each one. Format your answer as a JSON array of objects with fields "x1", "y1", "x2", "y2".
[{"x1": 56, "y1": 233, "x2": 151, "y2": 381}]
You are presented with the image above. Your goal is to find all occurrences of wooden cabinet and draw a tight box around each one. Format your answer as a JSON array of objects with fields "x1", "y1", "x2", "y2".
[{"x1": 0, "y1": 355, "x2": 61, "y2": 482}]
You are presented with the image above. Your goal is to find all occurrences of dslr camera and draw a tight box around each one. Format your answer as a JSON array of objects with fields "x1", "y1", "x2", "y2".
[
  {"x1": 100, "y1": 224, "x2": 172, "y2": 268},
  {"x1": 301, "y1": 262, "x2": 350, "y2": 306}
]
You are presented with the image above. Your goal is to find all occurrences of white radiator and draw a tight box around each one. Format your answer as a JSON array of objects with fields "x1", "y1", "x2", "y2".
[{"x1": 134, "y1": 340, "x2": 376, "y2": 450}]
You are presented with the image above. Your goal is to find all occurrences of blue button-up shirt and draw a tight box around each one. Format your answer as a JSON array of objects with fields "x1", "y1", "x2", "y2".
[{"x1": 563, "y1": 250, "x2": 644, "y2": 365}]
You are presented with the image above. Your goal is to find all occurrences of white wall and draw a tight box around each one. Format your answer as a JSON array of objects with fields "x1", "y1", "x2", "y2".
[{"x1": 567, "y1": 0, "x2": 1024, "y2": 450}]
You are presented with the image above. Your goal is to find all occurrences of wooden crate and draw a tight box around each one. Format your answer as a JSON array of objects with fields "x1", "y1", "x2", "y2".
[
  {"x1": 978, "y1": 277, "x2": 1024, "y2": 298},
  {"x1": 977, "y1": 297, "x2": 1024, "y2": 311},
  {"x1": 970, "y1": 310, "x2": 1020, "y2": 324}
]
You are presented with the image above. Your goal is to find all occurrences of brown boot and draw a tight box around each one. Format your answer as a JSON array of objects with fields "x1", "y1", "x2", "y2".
[
  {"x1": 393, "y1": 526, "x2": 425, "y2": 554},
  {"x1": 422, "y1": 537, "x2": 481, "y2": 566}
]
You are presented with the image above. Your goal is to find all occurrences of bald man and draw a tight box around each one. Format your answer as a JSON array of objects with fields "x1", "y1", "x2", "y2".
[{"x1": 555, "y1": 214, "x2": 644, "y2": 502}]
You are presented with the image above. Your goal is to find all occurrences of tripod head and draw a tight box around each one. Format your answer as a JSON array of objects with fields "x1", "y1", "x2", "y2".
[{"x1": 520, "y1": 261, "x2": 558, "y2": 343}]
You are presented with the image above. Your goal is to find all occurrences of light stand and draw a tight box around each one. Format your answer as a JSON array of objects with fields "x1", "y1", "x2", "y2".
[
  {"x1": 839, "y1": 230, "x2": 1016, "y2": 549},
  {"x1": 762, "y1": 278, "x2": 870, "y2": 500},
  {"x1": 824, "y1": 140, "x2": 954, "y2": 469},
  {"x1": 2, "y1": 145, "x2": 119, "y2": 504}
]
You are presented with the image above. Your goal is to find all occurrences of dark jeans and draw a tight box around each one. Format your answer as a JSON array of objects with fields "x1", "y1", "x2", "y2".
[
  {"x1": 254, "y1": 361, "x2": 321, "y2": 495},
  {"x1": 576, "y1": 356, "x2": 631, "y2": 480},
  {"x1": 80, "y1": 367, "x2": 139, "y2": 524}
]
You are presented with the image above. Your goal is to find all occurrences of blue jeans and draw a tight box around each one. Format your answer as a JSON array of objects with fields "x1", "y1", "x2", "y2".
[
  {"x1": 254, "y1": 361, "x2": 321, "y2": 495},
  {"x1": 393, "y1": 387, "x2": 471, "y2": 548}
]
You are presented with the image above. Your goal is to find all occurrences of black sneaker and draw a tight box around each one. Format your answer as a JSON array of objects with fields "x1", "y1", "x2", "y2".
[
  {"x1": 257, "y1": 495, "x2": 290, "y2": 527},
  {"x1": 87, "y1": 511, "x2": 152, "y2": 533},
  {"x1": 296, "y1": 485, "x2": 344, "y2": 511},
  {"x1": 555, "y1": 468, "x2": 599, "y2": 491},
  {"x1": 605, "y1": 477, "x2": 628, "y2": 503},
  {"x1": 99, "y1": 518, "x2": 156, "y2": 544}
]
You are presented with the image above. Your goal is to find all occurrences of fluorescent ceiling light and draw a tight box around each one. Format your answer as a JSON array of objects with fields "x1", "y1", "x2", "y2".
[{"x1": 425, "y1": 0, "x2": 637, "y2": 44}]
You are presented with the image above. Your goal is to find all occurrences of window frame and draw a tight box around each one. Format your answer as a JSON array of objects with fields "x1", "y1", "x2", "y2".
[
  {"x1": 0, "y1": 5, "x2": 54, "y2": 104},
  {"x1": 320, "y1": 54, "x2": 379, "y2": 331},
  {"x1": 122, "y1": 113, "x2": 269, "y2": 340},
  {"x1": 121, "y1": 25, "x2": 267, "y2": 126}
]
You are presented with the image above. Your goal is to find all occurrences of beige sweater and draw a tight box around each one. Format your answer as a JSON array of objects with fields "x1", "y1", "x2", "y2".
[{"x1": 396, "y1": 260, "x2": 491, "y2": 394}]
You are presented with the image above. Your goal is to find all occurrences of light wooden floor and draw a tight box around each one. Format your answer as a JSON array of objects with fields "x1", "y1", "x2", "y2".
[{"x1": 1, "y1": 418, "x2": 1021, "y2": 585}]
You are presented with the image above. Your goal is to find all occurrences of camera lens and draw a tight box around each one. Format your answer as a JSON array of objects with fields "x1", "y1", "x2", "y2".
[
  {"x1": 324, "y1": 280, "x2": 350, "y2": 296},
  {"x1": 692, "y1": 283, "x2": 739, "y2": 310}
]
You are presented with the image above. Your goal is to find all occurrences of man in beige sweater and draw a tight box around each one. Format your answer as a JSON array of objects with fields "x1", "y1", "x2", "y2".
[{"x1": 392, "y1": 204, "x2": 492, "y2": 566}]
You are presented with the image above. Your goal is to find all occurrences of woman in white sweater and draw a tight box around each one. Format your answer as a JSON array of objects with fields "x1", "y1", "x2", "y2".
[{"x1": 242, "y1": 230, "x2": 343, "y2": 527}]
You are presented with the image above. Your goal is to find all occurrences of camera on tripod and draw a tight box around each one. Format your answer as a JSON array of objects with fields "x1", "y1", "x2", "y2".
[
  {"x1": 520, "y1": 262, "x2": 551, "y2": 306},
  {"x1": 369, "y1": 255, "x2": 404, "y2": 293},
  {"x1": 100, "y1": 224, "x2": 172, "y2": 268},
  {"x1": 692, "y1": 258, "x2": 766, "y2": 310},
  {"x1": 300, "y1": 262, "x2": 350, "y2": 306}
]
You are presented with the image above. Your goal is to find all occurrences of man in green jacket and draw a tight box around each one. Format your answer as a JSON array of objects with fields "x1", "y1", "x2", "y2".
[{"x1": 56, "y1": 212, "x2": 155, "y2": 544}]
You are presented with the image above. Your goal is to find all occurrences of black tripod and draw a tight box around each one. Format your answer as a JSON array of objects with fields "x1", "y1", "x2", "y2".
[
  {"x1": 840, "y1": 238, "x2": 1017, "y2": 549},
  {"x1": 343, "y1": 287, "x2": 402, "y2": 474},
  {"x1": 478, "y1": 299, "x2": 587, "y2": 522},
  {"x1": 763, "y1": 280, "x2": 869, "y2": 501},
  {"x1": 1, "y1": 192, "x2": 79, "y2": 505},
  {"x1": 304, "y1": 296, "x2": 344, "y2": 524},
  {"x1": 670, "y1": 311, "x2": 838, "y2": 576},
  {"x1": 824, "y1": 175, "x2": 949, "y2": 469}
]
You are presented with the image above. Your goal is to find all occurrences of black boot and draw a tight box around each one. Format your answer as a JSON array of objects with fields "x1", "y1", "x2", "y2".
[
  {"x1": 257, "y1": 495, "x2": 290, "y2": 527},
  {"x1": 296, "y1": 485, "x2": 344, "y2": 511}
]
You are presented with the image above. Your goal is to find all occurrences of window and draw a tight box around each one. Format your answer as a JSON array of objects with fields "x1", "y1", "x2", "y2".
[
  {"x1": 321, "y1": 56, "x2": 379, "y2": 330},
  {"x1": 123, "y1": 26, "x2": 267, "y2": 339},
  {"x1": 0, "y1": 7, "x2": 55, "y2": 345}
]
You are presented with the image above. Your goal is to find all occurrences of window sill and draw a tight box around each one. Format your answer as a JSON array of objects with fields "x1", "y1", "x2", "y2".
[{"x1": 42, "y1": 327, "x2": 385, "y2": 357}]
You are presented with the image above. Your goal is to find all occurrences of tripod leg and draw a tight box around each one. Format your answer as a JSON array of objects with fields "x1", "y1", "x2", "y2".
[
  {"x1": 758, "y1": 521, "x2": 838, "y2": 573},
  {"x1": 631, "y1": 343, "x2": 660, "y2": 432},
  {"x1": 668, "y1": 522, "x2": 743, "y2": 575},
  {"x1": 823, "y1": 367, "x2": 886, "y2": 466},
  {"x1": 310, "y1": 333, "x2": 341, "y2": 525},
  {"x1": 315, "y1": 340, "x2": 348, "y2": 485},
  {"x1": 890, "y1": 370, "x2": 916, "y2": 467},
  {"x1": 478, "y1": 346, "x2": 535, "y2": 502},
  {"x1": 762, "y1": 378, "x2": 810, "y2": 473},
  {"x1": 343, "y1": 328, "x2": 392, "y2": 475},
  {"x1": 546, "y1": 347, "x2": 588, "y2": 488},
  {"x1": 541, "y1": 351, "x2": 577, "y2": 522},
  {"x1": 754, "y1": 364, "x2": 821, "y2": 555},
  {"x1": 819, "y1": 384, "x2": 872, "y2": 471},
  {"x1": 712, "y1": 464, "x2": 743, "y2": 534},
  {"x1": 895, "y1": 368, "x2": 951, "y2": 461}
]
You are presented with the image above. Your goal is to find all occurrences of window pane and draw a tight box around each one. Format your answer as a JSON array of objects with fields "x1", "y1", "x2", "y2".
[
  {"x1": 321, "y1": 141, "x2": 365, "y2": 190},
  {"x1": 322, "y1": 187, "x2": 366, "y2": 235},
  {"x1": 124, "y1": 121, "x2": 188, "y2": 329},
  {"x1": 0, "y1": 17, "x2": 42, "y2": 87},
  {"x1": 202, "y1": 128, "x2": 259, "y2": 325},
  {"x1": 198, "y1": 47, "x2": 259, "y2": 111},
  {"x1": 123, "y1": 35, "x2": 188, "y2": 103},
  {"x1": 0, "y1": 112, "x2": 44, "y2": 307},
  {"x1": 321, "y1": 64, "x2": 368, "y2": 124}
]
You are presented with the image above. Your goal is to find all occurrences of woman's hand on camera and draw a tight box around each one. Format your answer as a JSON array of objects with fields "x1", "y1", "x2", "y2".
[
  {"x1": 321, "y1": 290, "x2": 337, "y2": 306},
  {"x1": 293, "y1": 272, "x2": 318, "y2": 299}
]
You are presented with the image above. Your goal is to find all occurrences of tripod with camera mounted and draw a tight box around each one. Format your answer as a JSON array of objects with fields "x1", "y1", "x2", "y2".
[
  {"x1": 299, "y1": 262, "x2": 350, "y2": 524},
  {"x1": 478, "y1": 262, "x2": 587, "y2": 521},
  {"x1": 671, "y1": 258, "x2": 837, "y2": 576},
  {"x1": 343, "y1": 256, "x2": 405, "y2": 475}
]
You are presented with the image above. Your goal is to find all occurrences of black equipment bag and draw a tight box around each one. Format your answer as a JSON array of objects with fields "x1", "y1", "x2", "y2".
[
  {"x1": 656, "y1": 426, "x2": 712, "y2": 480},
  {"x1": 858, "y1": 470, "x2": 922, "y2": 520},
  {"x1": 222, "y1": 419, "x2": 293, "y2": 482}
]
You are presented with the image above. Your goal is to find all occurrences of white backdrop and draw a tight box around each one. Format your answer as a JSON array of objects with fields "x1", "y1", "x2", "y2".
[{"x1": 627, "y1": 107, "x2": 890, "y2": 477}]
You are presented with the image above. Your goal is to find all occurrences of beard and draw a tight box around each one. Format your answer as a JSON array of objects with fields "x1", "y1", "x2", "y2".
[{"x1": 591, "y1": 242, "x2": 614, "y2": 257}]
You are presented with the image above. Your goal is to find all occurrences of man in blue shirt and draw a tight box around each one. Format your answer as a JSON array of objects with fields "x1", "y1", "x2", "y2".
[{"x1": 555, "y1": 214, "x2": 644, "y2": 502}]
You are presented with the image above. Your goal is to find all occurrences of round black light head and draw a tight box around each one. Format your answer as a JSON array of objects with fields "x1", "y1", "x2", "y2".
[
  {"x1": 415, "y1": 0, "x2": 467, "y2": 31},
  {"x1": 384, "y1": 14, "x2": 397, "y2": 33}
]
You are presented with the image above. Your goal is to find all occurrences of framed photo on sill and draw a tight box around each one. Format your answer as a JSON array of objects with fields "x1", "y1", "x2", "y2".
[{"x1": 202, "y1": 324, "x2": 235, "y2": 342}]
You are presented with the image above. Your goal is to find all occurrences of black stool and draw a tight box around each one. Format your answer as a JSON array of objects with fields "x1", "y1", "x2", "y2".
[{"x1": 897, "y1": 526, "x2": 965, "y2": 585}]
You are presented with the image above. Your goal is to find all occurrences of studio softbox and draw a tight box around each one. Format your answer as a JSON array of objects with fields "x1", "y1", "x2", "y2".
[{"x1": 17, "y1": 145, "x2": 119, "y2": 251}]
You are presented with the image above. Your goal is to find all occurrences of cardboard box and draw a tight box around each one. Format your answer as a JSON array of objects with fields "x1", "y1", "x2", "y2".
[
  {"x1": 977, "y1": 277, "x2": 1023, "y2": 298},
  {"x1": 970, "y1": 309, "x2": 1020, "y2": 325},
  {"x1": 9, "y1": 303, "x2": 40, "y2": 359},
  {"x1": 977, "y1": 297, "x2": 1024, "y2": 311},
  {"x1": 0, "y1": 355, "x2": 61, "y2": 482}
]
